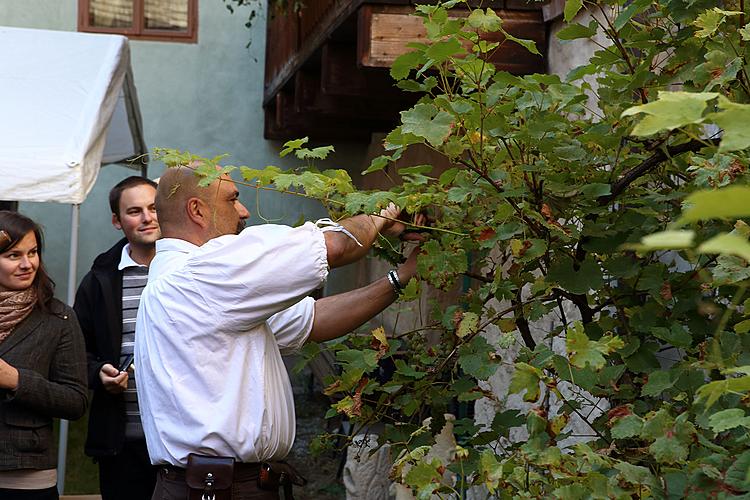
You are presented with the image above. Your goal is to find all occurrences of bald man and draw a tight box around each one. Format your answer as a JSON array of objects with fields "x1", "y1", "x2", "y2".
[{"x1": 134, "y1": 167, "x2": 421, "y2": 500}]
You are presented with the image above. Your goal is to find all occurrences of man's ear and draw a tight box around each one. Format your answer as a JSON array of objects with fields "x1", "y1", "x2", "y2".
[
  {"x1": 186, "y1": 197, "x2": 209, "y2": 229},
  {"x1": 112, "y1": 213, "x2": 122, "y2": 230}
]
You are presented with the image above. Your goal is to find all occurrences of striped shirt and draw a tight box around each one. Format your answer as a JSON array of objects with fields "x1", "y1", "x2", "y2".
[{"x1": 118, "y1": 245, "x2": 149, "y2": 441}]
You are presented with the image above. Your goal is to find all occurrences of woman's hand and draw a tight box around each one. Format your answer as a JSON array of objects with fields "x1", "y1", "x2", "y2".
[
  {"x1": 0, "y1": 358, "x2": 19, "y2": 391},
  {"x1": 99, "y1": 363, "x2": 128, "y2": 394}
]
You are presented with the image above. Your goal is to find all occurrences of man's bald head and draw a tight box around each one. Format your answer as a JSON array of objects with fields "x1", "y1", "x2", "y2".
[
  {"x1": 155, "y1": 166, "x2": 250, "y2": 243},
  {"x1": 155, "y1": 166, "x2": 210, "y2": 235}
]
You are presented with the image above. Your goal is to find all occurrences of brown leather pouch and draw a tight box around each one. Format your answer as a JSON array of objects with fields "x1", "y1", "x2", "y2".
[{"x1": 186, "y1": 453, "x2": 234, "y2": 500}]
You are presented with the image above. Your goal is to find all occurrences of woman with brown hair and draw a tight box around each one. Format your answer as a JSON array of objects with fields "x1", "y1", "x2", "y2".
[{"x1": 0, "y1": 211, "x2": 88, "y2": 500}]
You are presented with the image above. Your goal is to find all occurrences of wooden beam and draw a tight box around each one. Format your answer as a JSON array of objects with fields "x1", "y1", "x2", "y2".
[
  {"x1": 264, "y1": 0, "x2": 366, "y2": 106},
  {"x1": 295, "y1": 69, "x2": 413, "y2": 122},
  {"x1": 358, "y1": 4, "x2": 545, "y2": 74},
  {"x1": 264, "y1": 89, "x2": 388, "y2": 141},
  {"x1": 322, "y1": 42, "x2": 402, "y2": 98}
]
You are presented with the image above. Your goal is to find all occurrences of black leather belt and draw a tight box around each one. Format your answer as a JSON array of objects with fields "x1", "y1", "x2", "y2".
[{"x1": 161, "y1": 462, "x2": 262, "y2": 481}]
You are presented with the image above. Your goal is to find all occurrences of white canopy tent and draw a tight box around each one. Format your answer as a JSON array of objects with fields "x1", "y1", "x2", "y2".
[{"x1": 0, "y1": 26, "x2": 148, "y2": 492}]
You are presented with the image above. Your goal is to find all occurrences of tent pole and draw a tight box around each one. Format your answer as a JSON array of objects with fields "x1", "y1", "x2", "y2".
[{"x1": 57, "y1": 203, "x2": 80, "y2": 494}]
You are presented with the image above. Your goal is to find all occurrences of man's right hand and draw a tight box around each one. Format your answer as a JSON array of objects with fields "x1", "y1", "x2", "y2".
[{"x1": 99, "y1": 363, "x2": 128, "y2": 394}]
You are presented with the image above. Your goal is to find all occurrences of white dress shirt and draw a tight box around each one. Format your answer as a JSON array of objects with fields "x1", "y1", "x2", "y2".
[
  {"x1": 135, "y1": 222, "x2": 329, "y2": 466},
  {"x1": 118, "y1": 243, "x2": 147, "y2": 270}
]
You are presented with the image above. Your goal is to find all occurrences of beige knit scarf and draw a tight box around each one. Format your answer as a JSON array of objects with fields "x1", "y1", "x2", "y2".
[{"x1": 0, "y1": 288, "x2": 36, "y2": 343}]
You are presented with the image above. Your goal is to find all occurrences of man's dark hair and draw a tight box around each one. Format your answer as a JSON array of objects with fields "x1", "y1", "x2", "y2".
[{"x1": 109, "y1": 176, "x2": 158, "y2": 218}]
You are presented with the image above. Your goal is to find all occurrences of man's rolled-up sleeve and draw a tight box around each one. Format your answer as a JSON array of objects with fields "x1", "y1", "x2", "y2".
[
  {"x1": 267, "y1": 296, "x2": 316, "y2": 354},
  {"x1": 187, "y1": 222, "x2": 328, "y2": 329}
]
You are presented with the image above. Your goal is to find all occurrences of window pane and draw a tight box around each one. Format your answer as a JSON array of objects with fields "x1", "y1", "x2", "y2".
[
  {"x1": 89, "y1": 0, "x2": 133, "y2": 28},
  {"x1": 144, "y1": 0, "x2": 189, "y2": 31}
]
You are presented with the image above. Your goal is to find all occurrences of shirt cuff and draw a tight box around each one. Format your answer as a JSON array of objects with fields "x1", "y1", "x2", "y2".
[{"x1": 315, "y1": 218, "x2": 363, "y2": 247}]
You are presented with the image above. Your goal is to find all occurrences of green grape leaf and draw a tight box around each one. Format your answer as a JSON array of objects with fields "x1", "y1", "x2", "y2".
[
  {"x1": 557, "y1": 21, "x2": 598, "y2": 40},
  {"x1": 467, "y1": 8, "x2": 502, "y2": 32},
  {"x1": 394, "y1": 359, "x2": 427, "y2": 379},
  {"x1": 295, "y1": 145, "x2": 335, "y2": 160},
  {"x1": 611, "y1": 414, "x2": 644, "y2": 439},
  {"x1": 547, "y1": 256, "x2": 604, "y2": 294},
  {"x1": 650, "y1": 436, "x2": 689, "y2": 464},
  {"x1": 642, "y1": 370, "x2": 676, "y2": 397},
  {"x1": 404, "y1": 459, "x2": 441, "y2": 491},
  {"x1": 400, "y1": 104, "x2": 454, "y2": 147},
  {"x1": 391, "y1": 51, "x2": 424, "y2": 80},
  {"x1": 615, "y1": 461, "x2": 656, "y2": 486},
  {"x1": 651, "y1": 325, "x2": 692, "y2": 349},
  {"x1": 280, "y1": 137, "x2": 309, "y2": 157},
  {"x1": 424, "y1": 38, "x2": 464, "y2": 63},
  {"x1": 621, "y1": 91, "x2": 717, "y2": 136},
  {"x1": 564, "y1": 0, "x2": 583, "y2": 21},
  {"x1": 708, "y1": 408, "x2": 750, "y2": 432},
  {"x1": 458, "y1": 335, "x2": 500, "y2": 380},
  {"x1": 614, "y1": 0, "x2": 650, "y2": 30},
  {"x1": 552, "y1": 484, "x2": 588, "y2": 499},
  {"x1": 502, "y1": 30, "x2": 541, "y2": 55},
  {"x1": 725, "y1": 451, "x2": 750, "y2": 491}
]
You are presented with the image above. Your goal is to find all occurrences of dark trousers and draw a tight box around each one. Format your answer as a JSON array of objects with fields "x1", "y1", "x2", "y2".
[
  {"x1": 98, "y1": 439, "x2": 158, "y2": 500},
  {"x1": 152, "y1": 464, "x2": 280, "y2": 500},
  {"x1": 0, "y1": 487, "x2": 58, "y2": 500}
]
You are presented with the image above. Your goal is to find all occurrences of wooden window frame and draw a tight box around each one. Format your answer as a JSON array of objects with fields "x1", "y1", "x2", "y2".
[{"x1": 78, "y1": 0, "x2": 198, "y2": 43}]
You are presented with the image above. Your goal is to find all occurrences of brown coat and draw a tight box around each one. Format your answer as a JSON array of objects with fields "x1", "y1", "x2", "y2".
[{"x1": 0, "y1": 299, "x2": 88, "y2": 470}]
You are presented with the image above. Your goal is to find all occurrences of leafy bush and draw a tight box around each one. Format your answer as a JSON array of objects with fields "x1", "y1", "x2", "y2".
[{"x1": 175, "y1": 0, "x2": 750, "y2": 495}]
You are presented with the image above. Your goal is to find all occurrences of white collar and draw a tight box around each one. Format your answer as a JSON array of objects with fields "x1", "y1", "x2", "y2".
[
  {"x1": 118, "y1": 243, "x2": 148, "y2": 270},
  {"x1": 155, "y1": 237, "x2": 199, "y2": 254}
]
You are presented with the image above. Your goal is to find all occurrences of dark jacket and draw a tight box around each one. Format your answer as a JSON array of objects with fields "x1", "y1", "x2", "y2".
[
  {"x1": 0, "y1": 299, "x2": 88, "y2": 470},
  {"x1": 73, "y1": 238, "x2": 129, "y2": 457}
]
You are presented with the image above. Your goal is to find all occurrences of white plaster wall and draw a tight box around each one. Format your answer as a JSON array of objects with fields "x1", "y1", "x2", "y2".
[{"x1": 1, "y1": 0, "x2": 368, "y2": 300}]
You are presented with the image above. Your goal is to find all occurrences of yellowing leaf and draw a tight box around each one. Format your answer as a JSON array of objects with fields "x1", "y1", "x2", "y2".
[
  {"x1": 697, "y1": 233, "x2": 750, "y2": 262},
  {"x1": 371, "y1": 326, "x2": 389, "y2": 352},
  {"x1": 676, "y1": 186, "x2": 750, "y2": 226},
  {"x1": 550, "y1": 413, "x2": 570, "y2": 436},
  {"x1": 621, "y1": 91, "x2": 718, "y2": 136},
  {"x1": 566, "y1": 322, "x2": 624, "y2": 370},
  {"x1": 693, "y1": 8, "x2": 741, "y2": 38},
  {"x1": 508, "y1": 362, "x2": 542, "y2": 401},
  {"x1": 457, "y1": 312, "x2": 479, "y2": 338},
  {"x1": 710, "y1": 100, "x2": 750, "y2": 152},
  {"x1": 631, "y1": 230, "x2": 695, "y2": 251}
]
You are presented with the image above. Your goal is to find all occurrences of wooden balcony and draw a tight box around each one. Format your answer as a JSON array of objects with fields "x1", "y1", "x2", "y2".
[{"x1": 264, "y1": 0, "x2": 548, "y2": 140}]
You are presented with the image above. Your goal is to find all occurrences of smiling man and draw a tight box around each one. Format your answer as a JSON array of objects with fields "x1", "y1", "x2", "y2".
[{"x1": 73, "y1": 176, "x2": 161, "y2": 500}]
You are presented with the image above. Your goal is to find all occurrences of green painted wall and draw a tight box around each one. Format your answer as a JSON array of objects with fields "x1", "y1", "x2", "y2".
[{"x1": 2, "y1": 0, "x2": 368, "y2": 300}]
